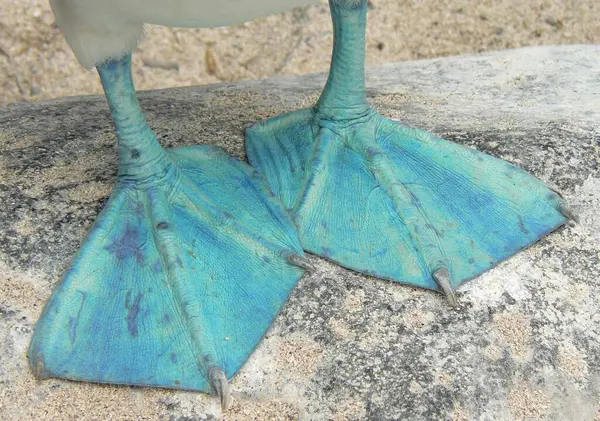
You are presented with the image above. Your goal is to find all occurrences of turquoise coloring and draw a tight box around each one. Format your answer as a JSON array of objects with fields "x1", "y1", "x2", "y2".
[
  {"x1": 29, "y1": 0, "x2": 573, "y2": 406},
  {"x1": 29, "y1": 55, "x2": 307, "y2": 400},
  {"x1": 246, "y1": 0, "x2": 568, "y2": 300}
]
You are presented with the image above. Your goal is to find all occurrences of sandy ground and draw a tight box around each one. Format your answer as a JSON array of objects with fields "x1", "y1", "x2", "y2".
[{"x1": 0, "y1": 0, "x2": 599, "y2": 106}]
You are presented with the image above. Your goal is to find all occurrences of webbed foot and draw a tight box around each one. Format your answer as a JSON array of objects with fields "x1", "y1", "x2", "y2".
[
  {"x1": 29, "y1": 56, "x2": 306, "y2": 408},
  {"x1": 247, "y1": 108, "x2": 568, "y2": 301}
]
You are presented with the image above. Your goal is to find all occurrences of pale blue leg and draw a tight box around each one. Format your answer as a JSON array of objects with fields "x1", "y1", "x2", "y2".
[
  {"x1": 246, "y1": 0, "x2": 573, "y2": 304},
  {"x1": 29, "y1": 55, "x2": 310, "y2": 408}
]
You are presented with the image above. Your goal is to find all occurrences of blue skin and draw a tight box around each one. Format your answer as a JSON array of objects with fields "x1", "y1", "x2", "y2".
[
  {"x1": 246, "y1": 0, "x2": 569, "y2": 300},
  {"x1": 28, "y1": 55, "x2": 308, "y2": 398},
  {"x1": 29, "y1": 0, "x2": 571, "y2": 402}
]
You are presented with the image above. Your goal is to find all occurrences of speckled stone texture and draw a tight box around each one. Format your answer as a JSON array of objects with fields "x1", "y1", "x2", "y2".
[{"x1": 1, "y1": 45, "x2": 599, "y2": 421}]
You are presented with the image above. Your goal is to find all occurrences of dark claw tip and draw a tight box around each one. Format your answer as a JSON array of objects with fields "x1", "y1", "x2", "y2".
[
  {"x1": 287, "y1": 254, "x2": 316, "y2": 273},
  {"x1": 33, "y1": 357, "x2": 46, "y2": 380},
  {"x1": 433, "y1": 268, "x2": 457, "y2": 307},
  {"x1": 557, "y1": 201, "x2": 579, "y2": 223},
  {"x1": 209, "y1": 367, "x2": 231, "y2": 410}
]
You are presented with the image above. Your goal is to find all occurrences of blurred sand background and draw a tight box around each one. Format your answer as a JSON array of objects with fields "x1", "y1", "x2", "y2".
[{"x1": 0, "y1": 0, "x2": 599, "y2": 107}]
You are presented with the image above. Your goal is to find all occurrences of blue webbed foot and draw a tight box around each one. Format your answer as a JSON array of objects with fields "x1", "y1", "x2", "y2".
[
  {"x1": 247, "y1": 109, "x2": 569, "y2": 302},
  {"x1": 30, "y1": 146, "x2": 305, "y2": 396},
  {"x1": 247, "y1": 0, "x2": 571, "y2": 304},
  {"x1": 29, "y1": 55, "x2": 306, "y2": 408}
]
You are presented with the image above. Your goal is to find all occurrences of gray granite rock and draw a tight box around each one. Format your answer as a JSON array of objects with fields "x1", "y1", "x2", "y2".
[{"x1": 1, "y1": 45, "x2": 599, "y2": 421}]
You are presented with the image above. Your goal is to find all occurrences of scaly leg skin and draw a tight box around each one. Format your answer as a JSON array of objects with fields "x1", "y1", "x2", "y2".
[
  {"x1": 246, "y1": 0, "x2": 575, "y2": 305},
  {"x1": 29, "y1": 55, "x2": 312, "y2": 409}
]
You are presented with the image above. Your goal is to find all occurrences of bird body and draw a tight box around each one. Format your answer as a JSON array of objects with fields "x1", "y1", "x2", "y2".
[{"x1": 50, "y1": 0, "x2": 319, "y2": 67}]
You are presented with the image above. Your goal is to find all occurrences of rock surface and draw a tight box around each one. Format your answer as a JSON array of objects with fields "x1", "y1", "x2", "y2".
[{"x1": 1, "y1": 45, "x2": 599, "y2": 421}]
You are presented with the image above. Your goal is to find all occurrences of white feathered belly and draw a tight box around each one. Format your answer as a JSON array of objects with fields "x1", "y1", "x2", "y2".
[
  {"x1": 51, "y1": 0, "x2": 320, "y2": 67},
  {"x1": 77, "y1": 0, "x2": 319, "y2": 28}
]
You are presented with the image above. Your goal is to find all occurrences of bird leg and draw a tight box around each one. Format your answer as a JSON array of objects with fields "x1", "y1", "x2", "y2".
[
  {"x1": 30, "y1": 54, "x2": 309, "y2": 409},
  {"x1": 246, "y1": 0, "x2": 571, "y2": 304}
]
